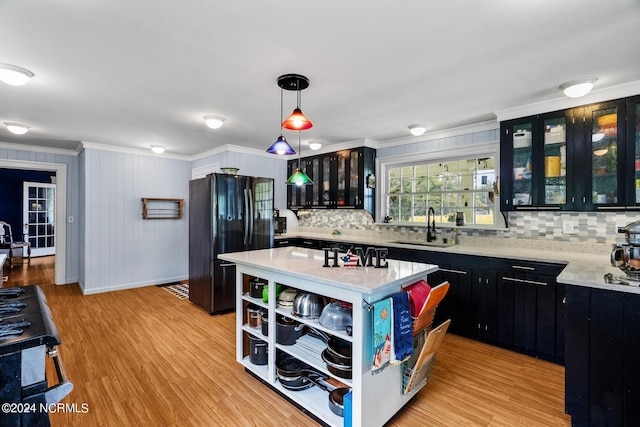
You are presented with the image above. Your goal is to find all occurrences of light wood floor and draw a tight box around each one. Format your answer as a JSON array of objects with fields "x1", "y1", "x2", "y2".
[{"x1": 6, "y1": 259, "x2": 572, "y2": 426}]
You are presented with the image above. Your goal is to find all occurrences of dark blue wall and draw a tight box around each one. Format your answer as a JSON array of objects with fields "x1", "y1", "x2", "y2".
[{"x1": 0, "y1": 168, "x2": 55, "y2": 239}]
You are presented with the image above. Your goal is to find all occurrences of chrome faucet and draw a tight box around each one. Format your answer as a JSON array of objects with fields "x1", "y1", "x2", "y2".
[{"x1": 427, "y1": 207, "x2": 436, "y2": 242}]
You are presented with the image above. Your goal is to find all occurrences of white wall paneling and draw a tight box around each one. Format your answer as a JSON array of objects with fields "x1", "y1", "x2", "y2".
[{"x1": 81, "y1": 148, "x2": 191, "y2": 294}]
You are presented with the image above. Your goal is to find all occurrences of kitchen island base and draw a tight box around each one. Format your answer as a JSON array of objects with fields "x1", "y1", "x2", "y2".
[{"x1": 220, "y1": 247, "x2": 439, "y2": 427}]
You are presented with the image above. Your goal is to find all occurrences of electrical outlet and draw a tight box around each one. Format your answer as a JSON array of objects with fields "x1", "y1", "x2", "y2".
[{"x1": 562, "y1": 220, "x2": 574, "y2": 234}]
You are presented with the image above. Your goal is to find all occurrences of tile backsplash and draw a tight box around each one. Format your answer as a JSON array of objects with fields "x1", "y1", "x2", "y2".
[{"x1": 296, "y1": 209, "x2": 640, "y2": 255}]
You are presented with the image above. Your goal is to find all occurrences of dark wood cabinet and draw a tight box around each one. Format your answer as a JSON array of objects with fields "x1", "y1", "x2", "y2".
[
  {"x1": 286, "y1": 147, "x2": 376, "y2": 218},
  {"x1": 565, "y1": 285, "x2": 640, "y2": 426},
  {"x1": 625, "y1": 95, "x2": 640, "y2": 208},
  {"x1": 500, "y1": 97, "x2": 630, "y2": 211},
  {"x1": 494, "y1": 266, "x2": 564, "y2": 361}
]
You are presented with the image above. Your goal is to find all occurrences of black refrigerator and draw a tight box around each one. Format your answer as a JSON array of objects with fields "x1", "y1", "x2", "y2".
[{"x1": 189, "y1": 173, "x2": 274, "y2": 313}]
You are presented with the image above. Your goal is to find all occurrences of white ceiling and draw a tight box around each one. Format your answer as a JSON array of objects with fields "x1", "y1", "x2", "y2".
[{"x1": 1, "y1": 0, "x2": 639, "y2": 157}]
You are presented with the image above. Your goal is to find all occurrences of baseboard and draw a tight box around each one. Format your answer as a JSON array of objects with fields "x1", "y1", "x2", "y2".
[{"x1": 81, "y1": 275, "x2": 189, "y2": 295}]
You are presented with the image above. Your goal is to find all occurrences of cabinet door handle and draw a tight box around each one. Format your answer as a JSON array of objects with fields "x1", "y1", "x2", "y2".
[
  {"x1": 220, "y1": 263, "x2": 236, "y2": 267},
  {"x1": 279, "y1": 240, "x2": 289, "y2": 244},
  {"x1": 502, "y1": 276, "x2": 547, "y2": 286},
  {"x1": 511, "y1": 265, "x2": 535, "y2": 271},
  {"x1": 522, "y1": 279, "x2": 548, "y2": 286},
  {"x1": 303, "y1": 240, "x2": 314, "y2": 245},
  {"x1": 439, "y1": 268, "x2": 468, "y2": 275}
]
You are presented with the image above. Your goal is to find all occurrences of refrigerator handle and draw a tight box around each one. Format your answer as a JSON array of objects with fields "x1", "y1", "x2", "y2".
[
  {"x1": 248, "y1": 189, "x2": 254, "y2": 245},
  {"x1": 243, "y1": 189, "x2": 250, "y2": 245}
]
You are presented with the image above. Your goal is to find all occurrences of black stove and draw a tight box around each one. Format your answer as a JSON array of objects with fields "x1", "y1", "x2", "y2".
[{"x1": 0, "y1": 286, "x2": 72, "y2": 427}]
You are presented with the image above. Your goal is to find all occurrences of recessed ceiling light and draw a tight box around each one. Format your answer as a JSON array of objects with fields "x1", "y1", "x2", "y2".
[
  {"x1": 559, "y1": 78, "x2": 597, "y2": 98},
  {"x1": 150, "y1": 145, "x2": 165, "y2": 154},
  {"x1": 0, "y1": 64, "x2": 34, "y2": 86},
  {"x1": 309, "y1": 142, "x2": 322, "y2": 150},
  {"x1": 203, "y1": 115, "x2": 225, "y2": 129},
  {"x1": 408, "y1": 124, "x2": 427, "y2": 136},
  {"x1": 4, "y1": 122, "x2": 30, "y2": 135}
]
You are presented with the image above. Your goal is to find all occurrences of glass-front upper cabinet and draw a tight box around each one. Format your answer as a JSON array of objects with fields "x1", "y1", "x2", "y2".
[
  {"x1": 500, "y1": 118, "x2": 534, "y2": 210},
  {"x1": 626, "y1": 96, "x2": 640, "y2": 206},
  {"x1": 582, "y1": 100, "x2": 626, "y2": 209},
  {"x1": 348, "y1": 150, "x2": 359, "y2": 206}
]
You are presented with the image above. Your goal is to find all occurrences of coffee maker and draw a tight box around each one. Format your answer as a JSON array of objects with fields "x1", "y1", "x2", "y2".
[{"x1": 611, "y1": 221, "x2": 640, "y2": 281}]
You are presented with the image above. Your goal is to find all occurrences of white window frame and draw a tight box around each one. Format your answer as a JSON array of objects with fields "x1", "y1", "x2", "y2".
[{"x1": 375, "y1": 141, "x2": 506, "y2": 229}]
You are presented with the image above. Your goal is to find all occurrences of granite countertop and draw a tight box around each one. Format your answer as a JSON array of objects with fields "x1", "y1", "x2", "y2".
[
  {"x1": 219, "y1": 247, "x2": 437, "y2": 295},
  {"x1": 276, "y1": 232, "x2": 640, "y2": 294}
]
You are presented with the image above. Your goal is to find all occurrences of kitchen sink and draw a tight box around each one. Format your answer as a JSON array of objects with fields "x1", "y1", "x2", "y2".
[{"x1": 389, "y1": 240, "x2": 453, "y2": 248}]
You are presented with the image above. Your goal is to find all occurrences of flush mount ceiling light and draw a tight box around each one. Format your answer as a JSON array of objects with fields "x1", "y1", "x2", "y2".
[
  {"x1": 408, "y1": 124, "x2": 427, "y2": 136},
  {"x1": 4, "y1": 122, "x2": 30, "y2": 135},
  {"x1": 0, "y1": 64, "x2": 34, "y2": 86},
  {"x1": 150, "y1": 145, "x2": 165, "y2": 154},
  {"x1": 559, "y1": 78, "x2": 597, "y2": 98},
  {"x1": 267, "y1": 80, "x2": 296, "y2": 155},
  {"x1": 279, "y1": 74, "x2": 313, "y2": 130},
  {"x1": 309, "y1": 142, "x2": 322, "y2": 150},
  {"x1": 286, "y1": 131, "x2": 314, "y2": 186},
  {"x1": 203, "y1": 115, "x2": 225, "y2": 129}
]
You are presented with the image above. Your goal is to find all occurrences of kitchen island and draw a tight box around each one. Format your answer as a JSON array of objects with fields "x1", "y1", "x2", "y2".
[{"x1": 219, "y1": 247, "x2": 439, "y2": 427}]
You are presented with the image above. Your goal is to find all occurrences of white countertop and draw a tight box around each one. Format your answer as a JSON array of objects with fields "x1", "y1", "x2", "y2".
[
  {"x1": 219, "y1": 247, "x2": 438, "y2": 295},
  {"x1": 276, "y1": 232, "x2": 640, "y2": 294}
]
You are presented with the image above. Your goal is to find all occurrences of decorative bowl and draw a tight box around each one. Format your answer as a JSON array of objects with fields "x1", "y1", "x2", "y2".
[{"x1": 221, "y1": 167, "x2": 239, "y2": 175}]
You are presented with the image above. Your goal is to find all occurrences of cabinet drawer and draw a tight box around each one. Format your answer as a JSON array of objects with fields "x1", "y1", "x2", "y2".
[{"x1": 488, "y1": 257, "x2": 566, "y2": 277}]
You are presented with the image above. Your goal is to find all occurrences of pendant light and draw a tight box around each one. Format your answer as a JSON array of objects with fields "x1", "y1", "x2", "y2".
[
  {"x1": 267, "y1": 83, "x2": 295, "y2": 155},
  {"x1": 279, "y1": 74, "x2": 313, "y2": 130},
  {"x1": 286, "y1": 131, "x2": 314, "y2": 186}
]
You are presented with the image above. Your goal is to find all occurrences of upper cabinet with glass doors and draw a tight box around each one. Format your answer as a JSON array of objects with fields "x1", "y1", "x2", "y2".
[
  {"x1": 626, "y1": 96, "x2": 640, "y2": 208},
  {"x1": 500, "y1": 96, "x2": 631, "y2": 211},
  {"x1": 286, "y1": 147, "x2": 376, "y2": 218}
]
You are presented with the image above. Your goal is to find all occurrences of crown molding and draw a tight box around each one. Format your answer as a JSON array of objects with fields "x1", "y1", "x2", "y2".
[
  {"x1": 0, "y1": 140, "x2": 79, "y2": 156},
  {"x1": 495, "y1": 80, "x2": 640, "y2": 122},
  {"x1": 78, "y1": 141, "x2": 191, "y2": 160},
  {"x1": 373, "y1": 120, "x2": 499, "y2": 150}
]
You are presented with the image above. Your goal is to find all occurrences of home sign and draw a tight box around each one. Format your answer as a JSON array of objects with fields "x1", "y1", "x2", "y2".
[{"x1": 323, "y1": 247, "x2": 389, "y2": 268}]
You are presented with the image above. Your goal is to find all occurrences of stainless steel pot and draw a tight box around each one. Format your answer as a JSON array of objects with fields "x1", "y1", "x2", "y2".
[
  {"x1": 291, "y1": 292, "x2": 327, "y2": 319},
  {"x1": 611, "y1": 221, "x2": 640, "y2": 280}
]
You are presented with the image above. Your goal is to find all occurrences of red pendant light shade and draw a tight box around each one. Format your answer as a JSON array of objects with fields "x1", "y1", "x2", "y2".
[
  {"x1": 282, "y1": 108, "x2": 313, "y2": 130},
  {"x1": 278, "y1": 74, "x2": 313, "y2": 131}
]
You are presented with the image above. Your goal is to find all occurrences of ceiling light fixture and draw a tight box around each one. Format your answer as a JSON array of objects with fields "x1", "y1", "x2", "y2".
[
  {"x1": 267, "y1": 83, "x2": 295, "y2": 155},
  {"x1": 150, "y1": 145, "x2": 165, "y2": 154},
  {"x1": 4, "y1": 122, "x2": 30, "y2": 135},
  {"x1": 0, "y1": 64, "x2": 34, "y2": 86},
  {"x1": 309, "y1": 142, "x2": 322, "y2": 150},
  {"x1": 203, "y1": 115, "x2": 225, "y2": 129},
  {"x1": 280, "y1": 74, "x2": 313, "y2": 130},
  {"x1": 560, "y1": 78, "x2": 597, "y2": 98},
  {"x1": 286, "y1": 131, "x2": 314, "y2": 186},
  {"x1": 408, "y1": 124, "x2": 427, "y2": 136}
]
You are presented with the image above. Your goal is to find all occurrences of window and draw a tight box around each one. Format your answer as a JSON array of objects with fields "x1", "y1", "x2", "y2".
[{"x1": 383, "y1": 154, "x2": 498, "y2": 226}]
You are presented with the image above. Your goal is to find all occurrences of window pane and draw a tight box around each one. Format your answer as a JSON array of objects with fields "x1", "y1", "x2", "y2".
[{"x1": 386, "y1": 155, "x2": 496, "y2": 225}]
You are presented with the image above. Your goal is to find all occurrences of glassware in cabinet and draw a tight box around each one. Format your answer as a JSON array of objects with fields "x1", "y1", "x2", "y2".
[
  {"x1": 511, "y1": 122, "x2": 533, "y2": 206},
  {"x1": 543, "y1": 117, "x2": 567, "y2": 205}
]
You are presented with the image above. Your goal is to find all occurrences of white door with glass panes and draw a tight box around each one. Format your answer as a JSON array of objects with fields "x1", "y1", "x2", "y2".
[{"x1": 23, "y1": 182, "x2": 56, "y2": 256}]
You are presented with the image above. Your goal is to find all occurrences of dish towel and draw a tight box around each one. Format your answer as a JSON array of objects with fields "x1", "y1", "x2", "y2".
[
  {"x1": 390, "y1": 291, "x2": 414, "y2": 364},
  {"x1": 371, "y1": 297, "x2": 392, "y2": 375}
]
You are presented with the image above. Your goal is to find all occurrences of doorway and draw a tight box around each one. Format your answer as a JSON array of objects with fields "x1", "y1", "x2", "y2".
[
  {"x1": 23, "y1": 182, "x2": 56, "y2": 257},
  {"x1": 0, "y1": 159, "x2": 67, "y2": 285}
]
